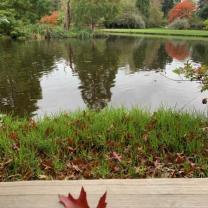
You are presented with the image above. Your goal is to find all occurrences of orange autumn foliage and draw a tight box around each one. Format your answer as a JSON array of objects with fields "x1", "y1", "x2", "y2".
[
  {"x1": 168, "y1": 0, "x2": 196, "y2": 23},
  {"x1": 165, "y1": 41, "x2": 190, "y2": 61},
  {"x1": 40, "y1": 11, "x2": 59, "y2": 25}
]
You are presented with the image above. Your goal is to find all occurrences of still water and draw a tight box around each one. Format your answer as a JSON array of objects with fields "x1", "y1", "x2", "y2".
[{"x1": 0, "y1": 36, "x2": 208, "y2": 117}]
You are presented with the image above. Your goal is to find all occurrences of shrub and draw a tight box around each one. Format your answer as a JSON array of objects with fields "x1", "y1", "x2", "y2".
[
  {"x1": 190, "y1": 16, "x2": 204, "y2": 30},
  {"x1": 198, "y1": 5, "x2": 208, "y2": 20},
  {"x1": 40, "y1": 11, "x2": 59, "y2": 25},
  {"x1": 0, "y1": 12, "x2": 25, "y2": 39},
  {"x1": 104, "y1": 0, "x2": 145, "y2": 29},
  {"x1": 168, "y1": 18, "x2": 190, "y2": 30},
  {"x1": 105, "y1": 13, "x2": 145, "y2": 29},
  {"x1": 0, "y1": 17, "x2": 11, "y2": 34},
  {"x1": 204, "y1": 19, "x2": 208, "y2": 30},
  {"x1": 0, "y1": 10, "x2": 16, "y2": 36},
  {"x1": 168, "y1": 0, "x2": 196, "y2": 23}
]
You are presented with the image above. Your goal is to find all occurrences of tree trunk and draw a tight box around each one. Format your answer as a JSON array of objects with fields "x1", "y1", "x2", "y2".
[
  {"x1": 64, "y1": 0, "x2": 71, "y2": 30},
  {"x1": 91, "y1": 19, "x2": 95, "y2": 31}
]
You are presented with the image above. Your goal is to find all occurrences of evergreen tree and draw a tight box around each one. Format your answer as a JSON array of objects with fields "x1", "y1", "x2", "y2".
[
  {"x1": 136, "y1": 0, "x2": 150, "y2": 18},
  {"x1": 199, "y1": 0, "x2": 208, "y2": 9},
  {"x1": 162, "y1": 0, "x2": 174, "y2": 17},
  {"x1": 198, "y1": 0, "x2": 208, "y2": 19},
  {"x1": 162, "y1": 0, "x2": 180, "y2": 17}
]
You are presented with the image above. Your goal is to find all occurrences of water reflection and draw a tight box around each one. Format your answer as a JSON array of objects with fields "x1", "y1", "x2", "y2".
[
  {"x1": 0, "y1": 41, "x2": 57, "y2": 116},
  {"x1": 0, "y1": 37, "x2": 208, "y2": 117},
  {"x1": 133, "y1": 38, "x2": 172, "y2": 71},
  {"x1": 165, "y1": 41, "x2": 191, "y2": 61},
  {"x1": 67, "y1": 39, "x2": 119, "y2": 109}
]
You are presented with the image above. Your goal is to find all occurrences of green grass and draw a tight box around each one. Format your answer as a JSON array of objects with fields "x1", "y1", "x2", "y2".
[
  {"x1": 0, "y1": 108, "x2": 207, "y2": 181},
  {"x1": 101, "y1": 28, "x2": 208, "y2": 38}
]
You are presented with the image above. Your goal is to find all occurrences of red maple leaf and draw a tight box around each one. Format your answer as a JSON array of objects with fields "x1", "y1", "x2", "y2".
[{"x1": 59, "y1": 187, "x2": 107, "y2": 208}]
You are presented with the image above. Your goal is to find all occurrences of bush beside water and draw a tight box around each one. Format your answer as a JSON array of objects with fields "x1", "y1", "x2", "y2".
[{"x1": 168, "y1": 18, "x2": 190, "y2": 30}]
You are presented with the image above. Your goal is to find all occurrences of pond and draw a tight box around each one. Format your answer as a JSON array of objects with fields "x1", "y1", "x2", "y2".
[{"x1": 0, "y1": 36, "x2": 208, "y2": 117}]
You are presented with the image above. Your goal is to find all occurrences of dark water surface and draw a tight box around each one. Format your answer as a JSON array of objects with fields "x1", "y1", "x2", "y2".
[{"x1": 0, "y1": 36, "x2": 208, "y2": 117}]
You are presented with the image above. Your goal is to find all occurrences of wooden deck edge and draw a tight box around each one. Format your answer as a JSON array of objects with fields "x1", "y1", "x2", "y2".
[{"x1": 1, "y1": 179, "x2": 208, "y2": 208}]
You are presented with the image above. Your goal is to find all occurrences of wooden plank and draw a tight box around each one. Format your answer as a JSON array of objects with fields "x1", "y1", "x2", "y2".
[
  {"x1": 2, "y1": 178, "x2": 208, "y2": 186},
  {"x1": 0, "y1": 179, "x2": 208, "y2": 208},
  {"x1": 1, "y1": 195, "x2": 208, "y2": 208},
  {"x1": 1, "y1": 183, "x2": 208, "y2": 195}
]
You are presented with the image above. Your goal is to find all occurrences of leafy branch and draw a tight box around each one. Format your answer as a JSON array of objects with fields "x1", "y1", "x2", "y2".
[{"x1": 173, "y1": 61, "x2": 208, "y2": 104}]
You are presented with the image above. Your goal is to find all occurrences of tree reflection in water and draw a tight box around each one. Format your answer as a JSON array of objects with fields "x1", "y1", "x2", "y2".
[
  {"x1": 65, "y1": 38, "x2": 120, "y2": 110},
  {"x1": 0, "y1": 40, "x2": 62, "y2": 117},
  {"x1": 165, "y1": 41, "x2": 191, "y2": 61}
]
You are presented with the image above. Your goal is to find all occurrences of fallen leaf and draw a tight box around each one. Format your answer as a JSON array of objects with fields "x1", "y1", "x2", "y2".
[
  {"x1": 142, "y1": 133, "x2": 148, "y2": 142},
  {"x1": 110, "y1": 152, "x2": 122, "y2": 162},
  {"x1": 59, "y1": 187, "x2": 107, "y2": 208},
  {"x1": 97, "y1": 192, "x2": 107, "y2": 208},
  {"x1": 41, "y1": 159, "x2": 53, "y2": 171},
  {"x1": 175, "y1": 153, "x2": 186, "y2": 164},
  {"x1": 9, "y1": 132, "x2": 19, "y2": 141}
]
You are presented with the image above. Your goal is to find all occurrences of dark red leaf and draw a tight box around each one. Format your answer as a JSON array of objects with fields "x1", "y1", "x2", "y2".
[
  {"x1": 59, "y1": 187, "x2": 107, "y2": 208},
  {"x1": 97, "y1": 192, "x2": 107, "y2": 208},
  {"x1": 59, "y1": 187, "x2": 89, "y2": 208}
]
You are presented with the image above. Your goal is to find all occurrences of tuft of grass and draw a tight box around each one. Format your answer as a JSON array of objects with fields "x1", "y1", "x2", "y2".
[{"x1": 0, "y1": 108, "x2": 207, "y2": 181}]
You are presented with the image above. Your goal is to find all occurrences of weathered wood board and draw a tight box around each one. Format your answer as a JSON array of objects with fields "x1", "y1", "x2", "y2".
[{"x1": 0, "y1": 179, "x2": 208, "y2": 208}]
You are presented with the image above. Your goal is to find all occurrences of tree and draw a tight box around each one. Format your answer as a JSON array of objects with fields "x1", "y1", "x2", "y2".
[
  {"x1": 198, "y1": 0, "x2": 208, "y2": 9},
  {"x1": 162, "y1": 0, "x2": 174, "y2": 17},
  {"x1": 198, "y1": 4, "x2": 208, "y2": 19},
  {"x1": 105, "y1": 0, "x2": 145, "y2": 29},
  {"x1": 148, "y1": 1, "x2": 163, "y2": 27},
  {"x1": 168, "y1": 0, "x2": 196, "y2": 23},
  {"x1": 136, "y1": 0, "x2": 150, "y2": 18},
  {"x1": 162, "y1": 0, "x2": 181, "y2": 17},
  {"x1": 62, "y1": 0, "x2": 71, "y2": 30},
  {"x1": 0, "y1": 0, "x2": 51, "y2": 23},
  {"x1": 72, "y1": 0, "x2": 119, "y2": 30}
]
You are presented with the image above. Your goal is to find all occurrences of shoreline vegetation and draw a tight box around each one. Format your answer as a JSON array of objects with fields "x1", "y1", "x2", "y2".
[
  {"x1": 3, "y1": 28, "x2": 208, "y2": 41},
  {"x1": 101, "y1": 28, "x2": 208, "y2": 38},
  {"x1": 1, "y1": 0, "x2": 208, "y2": 40},
  {"x1": 0, "y1": 108, "x2": 207, "y2": 182},
  {"x1": 3, "y1": 27, "x2": 208, "y2": 41}
]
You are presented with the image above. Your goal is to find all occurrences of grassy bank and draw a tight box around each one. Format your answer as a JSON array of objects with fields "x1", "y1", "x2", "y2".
[
  {"x1": 101, "y1": 28, "x2": 208, "y2": 38},
  {"x1": 0, "y1": 108, "x2": 208, "y2": 181},
  {"x1": 1, "y1": 25, "x2": 99, "y2": 40}
]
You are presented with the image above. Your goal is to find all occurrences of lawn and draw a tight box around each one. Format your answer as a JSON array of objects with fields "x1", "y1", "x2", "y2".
[
  {"x1": 0, "y1": 108, "x2": 207, "y2": 181},
  {"x1": 101, "y1": 28, "x2": 208, "y2": 38}
]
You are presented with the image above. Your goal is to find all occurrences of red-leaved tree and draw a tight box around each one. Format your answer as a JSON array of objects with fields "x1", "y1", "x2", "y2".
[
  {"x1": 168, "y1": 0, "x2": 196, "y2": 23},
  {"x1": 40, "y1": 11, "x2": 59, "y2": 25}
]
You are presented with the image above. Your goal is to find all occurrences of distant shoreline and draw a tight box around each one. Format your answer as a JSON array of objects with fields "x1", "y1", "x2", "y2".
[{"x1": 101, "y1": 28, "x2": 208, "y2": 38}]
